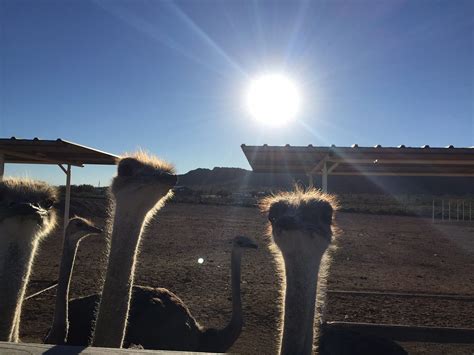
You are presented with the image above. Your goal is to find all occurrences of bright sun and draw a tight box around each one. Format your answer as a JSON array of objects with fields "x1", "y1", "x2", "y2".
[{"x1": 246, "y1": 73, "x2": 301, "y2": 126}]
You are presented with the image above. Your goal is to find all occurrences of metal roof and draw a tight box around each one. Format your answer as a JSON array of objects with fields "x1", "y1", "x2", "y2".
[
  {"x1": 0, "y1": 137, "x2": 118, "y2": 167},
  {"x1": 241, "y1": 144, "x2": 474, "y2": 176}
]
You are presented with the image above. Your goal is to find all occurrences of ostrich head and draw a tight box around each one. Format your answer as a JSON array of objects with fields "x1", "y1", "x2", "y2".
[
  {"x1": 261, "y1": 188, "x2": 336, "y2": 256},
  {"x1": 111, "y1": 152, "x2": 177, "y2": 212},
  {"x1": 65, "y1": 217, "x2": 103, "y2": 246},
  {"x1": 232, "y1": 235, "x2": 258, "y2": 250},
  {"x1": 0, "y1": 178, "x2": 58, "y2": 239}
]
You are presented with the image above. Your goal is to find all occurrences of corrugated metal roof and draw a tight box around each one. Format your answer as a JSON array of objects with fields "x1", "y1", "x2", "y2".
[
  {"x1": 0, "y1": 137, "x2": 118, "y2": 167},
  {"x1": 241, "y1": 144, "x2": 474, "y2": 176}
]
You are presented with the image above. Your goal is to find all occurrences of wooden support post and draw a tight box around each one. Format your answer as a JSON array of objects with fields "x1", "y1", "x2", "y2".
[
  {"x1": 0, "y1": 153, "x2": 4, "y2": 182},
  {"x1": 307, "y1": 173, "x2": 314, "y2": 188},
  {"x1": 62, "y1": 164, "x2": 72, "y2": 236},
  {"x1": 322, "y1": 161, "x2": 328, "y2": 193}
]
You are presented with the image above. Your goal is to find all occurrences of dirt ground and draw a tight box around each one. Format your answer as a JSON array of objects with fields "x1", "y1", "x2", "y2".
[{"x1": 21, "y1": 203, "x2": 474, "y2": 354}]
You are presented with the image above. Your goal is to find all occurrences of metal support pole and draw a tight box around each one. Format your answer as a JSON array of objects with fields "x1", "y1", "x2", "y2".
[
  {"x1": 63, "y1": 164, "x2": 71, "y2": 236},
  {"x1": 0, "y1": 153, "x2": 4, "y2": 182},
  {"x1": 432, "y1": 199, "x2": 435, "y2": 223},
  {"x1": 441, "y1": 200, "x2": 444, "y2": 221},
  {"x1": 322, "y1": 161, "x2": 328, "y2": 193}
]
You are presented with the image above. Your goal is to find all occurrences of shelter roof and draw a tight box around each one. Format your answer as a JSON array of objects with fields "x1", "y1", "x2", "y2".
[
  {"x1": 0, "y1": 137, "x2": 118, "y2": 167},
  {"x1": 241, "y1": 144, "x2": 474, "y2": 176}
]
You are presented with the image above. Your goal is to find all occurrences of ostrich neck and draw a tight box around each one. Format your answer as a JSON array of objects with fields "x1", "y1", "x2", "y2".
[
  {"x1": 92, "y1": 203, "x2": 148, "y2": 348},
  {"x1": 0, "y1": 237, "x2": 38, "y2": 342},
  {"x1": 45, "y1": 237, "x2": 80, "y2": 344},
  {"x1": 280, "y1": 251, "x2": 323, "y2": 355},
  {"x1": 198, "y1": 247, "x2": 243, "y2": 352},
  {"x1": 229, "y1": 247, "x2": 243, "y2": 325},
  {"x1": 226, "y1": 248, "x2": 244, "y2": 339}
]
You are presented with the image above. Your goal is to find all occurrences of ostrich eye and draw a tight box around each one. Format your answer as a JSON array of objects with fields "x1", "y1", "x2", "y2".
[
  {"x1": 269, "y1": 202, "x2": 288, "y2": 222},
  {"x1": 43, "y1": 199, "x2": 54, "y2": 209},
  {"x1": 319, "y1": 207, "x2": 333, "y2": 225},
  {"x1": 118, "y1": 159, "x2": 138, "y2": 177},
  {"x1": 118, "y1": 164, "x2": 133, "y2": 176}
]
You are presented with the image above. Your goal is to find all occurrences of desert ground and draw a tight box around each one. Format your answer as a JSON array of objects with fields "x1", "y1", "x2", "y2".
[{"x1": 21, "y1": 203, "x2": 474, "y2": 354}]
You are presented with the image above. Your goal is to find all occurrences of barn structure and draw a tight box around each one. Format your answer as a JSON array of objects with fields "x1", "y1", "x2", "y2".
[
  {"x1": 0, "y1": 137, "x2": 118, "y2": 233},
  {"x1": 241, "y1": 143, "x2": 474, "y2": 345},
  {"x1": 241, "y1": 144, "x2": 474, "y2": 193}
]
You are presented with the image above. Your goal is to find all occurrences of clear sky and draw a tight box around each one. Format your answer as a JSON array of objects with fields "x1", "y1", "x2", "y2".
[{"x1": 1, "y1": 0, "x2": 473, "y2": 185}]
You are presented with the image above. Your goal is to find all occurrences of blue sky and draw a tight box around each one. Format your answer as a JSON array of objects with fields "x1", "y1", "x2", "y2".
[{"x1": 1, "y1": 0, "x2": 473, "y2": 185}]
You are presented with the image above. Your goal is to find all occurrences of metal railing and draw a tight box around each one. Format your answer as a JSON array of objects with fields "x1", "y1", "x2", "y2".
[{"x1": 432, "y1": 199, "x2": 473, "y2": 223}]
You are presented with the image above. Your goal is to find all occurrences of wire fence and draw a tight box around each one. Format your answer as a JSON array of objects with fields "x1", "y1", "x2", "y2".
[{"x1": 432, "y1": 199, "x2": 473, "y2": 223}]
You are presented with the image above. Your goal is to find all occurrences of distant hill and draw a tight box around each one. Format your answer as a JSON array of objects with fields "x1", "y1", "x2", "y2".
[
  {"x1": 177, "y1": 167, "x2": 474, "y2": 195},
  {"x1": 177, "y1": 167, "x2": 305, "y2": 192},
  {"x1": 55, "y1": 168, "x2": 473, "y2": 218},
  {"x1": 177, "y1": 167, "x2": 249, "y2": 187}
]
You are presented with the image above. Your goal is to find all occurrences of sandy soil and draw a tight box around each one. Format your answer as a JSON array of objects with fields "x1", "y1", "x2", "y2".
[{"x1": 21, "y1": 203, "x2": 474, "y2": 354}]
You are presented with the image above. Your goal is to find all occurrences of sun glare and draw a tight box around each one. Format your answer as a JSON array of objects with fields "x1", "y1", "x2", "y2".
[{"x1": 246, "y1": 73, "x2": 301, "y2": 126}]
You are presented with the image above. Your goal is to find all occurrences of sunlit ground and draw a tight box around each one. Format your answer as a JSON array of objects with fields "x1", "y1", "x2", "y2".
[{"x1": 245, "y1": 73, "x2": 301, "y2": 126}]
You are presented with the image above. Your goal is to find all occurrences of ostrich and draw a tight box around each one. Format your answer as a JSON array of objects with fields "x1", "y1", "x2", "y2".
[
  {"x1": 0, "y1": 178, "x2": 57, "y2": 342},
  {"x1": 92, "y1": 152, "x2": 177, "y2": 348},
  {"x1": 260, "y1": 187, "x2": 407, "y2": 355},
  {"x1": 44, "y1": 217, "x2": 103, "y2": 345},
  {"x1": 65, "y1": 235, "x2": 257, "y2": 352}
]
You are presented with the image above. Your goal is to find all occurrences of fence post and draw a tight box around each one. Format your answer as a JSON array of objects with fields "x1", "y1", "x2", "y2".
[
  {"x1": 441, "y1": 200, "x2": 444, "y2": 221},
  {"x1": 432, "y1": 199, "x2": 435, "y2": 223}
]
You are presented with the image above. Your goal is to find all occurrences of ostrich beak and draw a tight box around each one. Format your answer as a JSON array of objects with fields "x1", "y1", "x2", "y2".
[
  {"x1": 247, "y1": 242, "x2": 258, "y2": 249},
  {"x1": 234, "y1": 236, "x2": 258, "y2": 249},
  {"x1": 158, "y1": 172, "x2": 178, "y2": 187},
  {"x1": 273, "y1": 215, "x2": 299, "y2": 230},
  {"x1": 87, "y1": 225, "x2": 103, "y2": 234},
  {"x1": 6, "y1": 203, "x2": 46, "y2": 221}
]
